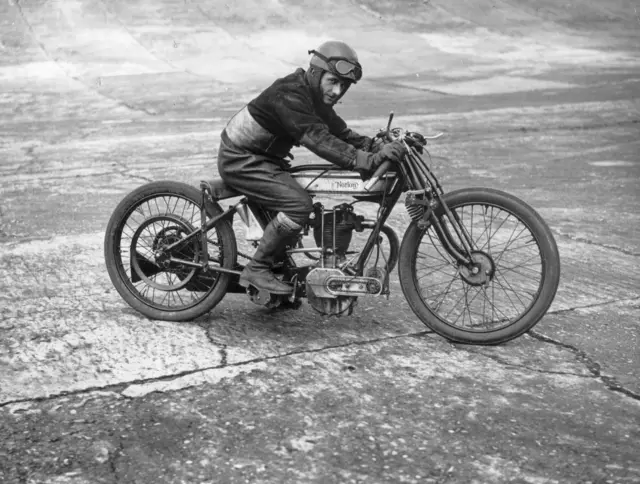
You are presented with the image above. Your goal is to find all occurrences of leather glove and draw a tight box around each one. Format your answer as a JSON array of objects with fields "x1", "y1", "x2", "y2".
[
  {"x1": 354, "y1": 140, "x2": 406, "y2": 176},
  {"x1": 378, "y1": 140, "x2": 406, "y2": 164},
  {"x1": 369, "y1": 137, "x2": 385, "y2": 153}
]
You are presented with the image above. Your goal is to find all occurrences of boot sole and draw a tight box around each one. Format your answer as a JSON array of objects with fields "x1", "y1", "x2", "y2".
[{"x1": 238, "y1": 277, "x2": 293, "y2": 296}]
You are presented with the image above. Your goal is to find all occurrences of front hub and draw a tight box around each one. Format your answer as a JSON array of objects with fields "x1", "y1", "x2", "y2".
[{"x1": 459, "y1": 250, "x2": 495, "y2": 286}]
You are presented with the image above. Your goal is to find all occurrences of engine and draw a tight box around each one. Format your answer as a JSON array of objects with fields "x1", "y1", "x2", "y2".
[
  {"x1": 305, "y1": 203, "x2": 388, "y2": 316},
  {"x1": 311, "y1": 203, "x2": 361, "y2": 265}
]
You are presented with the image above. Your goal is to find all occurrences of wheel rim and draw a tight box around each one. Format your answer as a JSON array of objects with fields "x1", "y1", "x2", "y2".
[
  {"x1": 113, "y1": 193, "x2": 223, "y2": 312},
  {"x1": 414, "y1": 203, "x2": 545, "y2": 333}
]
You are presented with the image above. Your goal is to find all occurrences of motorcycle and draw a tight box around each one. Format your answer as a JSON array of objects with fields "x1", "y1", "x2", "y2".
[{"x1": 104, "y1": 113, "x2": 560, "y2": 345}]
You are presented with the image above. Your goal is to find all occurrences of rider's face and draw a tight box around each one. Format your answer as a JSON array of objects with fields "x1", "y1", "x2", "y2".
[{"x1": 319, "y1": 72, "x2": 350, "y2": 106}]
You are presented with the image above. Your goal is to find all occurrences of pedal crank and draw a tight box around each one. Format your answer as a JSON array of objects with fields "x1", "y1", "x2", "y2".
[{"x1": 246, "y1": 285, "x2": 281, "y2": 309}]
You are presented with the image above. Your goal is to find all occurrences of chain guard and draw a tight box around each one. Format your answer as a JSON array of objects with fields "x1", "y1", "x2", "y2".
[
  {"x1": 325, "y1": 275, "x2": 382, "y2": 296},
  {"x1": 306, "y1": 268, "x2": 383, "y2": 297},
  {"x1": 305, "y1": 267, "x2": 388, "y2": 316}
]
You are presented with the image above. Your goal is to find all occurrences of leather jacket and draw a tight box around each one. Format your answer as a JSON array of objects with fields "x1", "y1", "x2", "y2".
[{"x1": 223, "y1": 68, "x2": 372, "y2": 169}]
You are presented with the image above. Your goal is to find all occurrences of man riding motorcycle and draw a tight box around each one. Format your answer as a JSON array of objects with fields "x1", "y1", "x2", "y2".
[{"x1": 217, "y1": 40, "x2": 406, "y2": 295}]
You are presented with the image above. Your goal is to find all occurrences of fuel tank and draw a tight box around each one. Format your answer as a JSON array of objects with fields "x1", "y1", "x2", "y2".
[{"x1": 291, "y1": 170, "x2": 397, "y2": 196}]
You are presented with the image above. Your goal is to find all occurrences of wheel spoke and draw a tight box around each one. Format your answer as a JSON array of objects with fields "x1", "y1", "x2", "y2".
[
  {"x1": 111, "y1": 193, "x2": 227, "y2": 312},
  {"x1": 478, "y1": 285, "x2": 511, "y2": 323},
  {"x1": 491, "y1": 225, "x2": 530, "y2": 266},
  {"x1": 416, "y1": 261, "x2": 456, "y2": 280},
  {"x1": 412, "y1": 200, "x2": 547, "y2": 334},
  {"x1": 430, "y1": 273, "x2": 459, "y2": 312},
  {"x1": 498, "y1": 262, "x2": 541, "y2": 277},
  {"x1": 490, "y1": 270, "x2": 530, "y2": 312},
  {"x1": 452, "y1": 284, "x2": 484, "y2": 327},
  {"x1": 442, "y1": 283, "x2": 471, "y2": 320}
]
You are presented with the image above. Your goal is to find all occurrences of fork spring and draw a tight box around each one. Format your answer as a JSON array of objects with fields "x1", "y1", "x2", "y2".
[{"x1": 405, "y1": 195, "x2": 426, "y2": 222}]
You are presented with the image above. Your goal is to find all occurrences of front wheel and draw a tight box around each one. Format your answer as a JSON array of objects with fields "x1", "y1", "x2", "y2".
[{"x1": 399, "y1": 188, "x2": 560, "y2": 344}]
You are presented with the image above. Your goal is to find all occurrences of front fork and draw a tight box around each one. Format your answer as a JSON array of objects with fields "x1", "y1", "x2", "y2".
[{"x1": 408, "y1": 190, "x2": 476, "y2": 267}]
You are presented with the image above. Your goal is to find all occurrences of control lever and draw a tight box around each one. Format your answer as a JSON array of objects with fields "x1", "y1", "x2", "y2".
[{"x1": 364, "y1": 112, "x2": 394, "y2": 192}]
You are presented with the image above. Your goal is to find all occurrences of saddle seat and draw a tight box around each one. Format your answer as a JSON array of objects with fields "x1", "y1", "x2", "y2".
[{"x1": 200, "y1": 179, "x2": 242, "y2": 200}]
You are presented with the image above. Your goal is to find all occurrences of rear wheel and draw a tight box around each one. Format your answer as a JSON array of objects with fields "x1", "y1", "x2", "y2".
[
  {"x1": 399, "y1": 188, "x2": 560, "y2": 344},
  {"x1": 104, "y1": 181, "x2": 237, "y2": 321}
]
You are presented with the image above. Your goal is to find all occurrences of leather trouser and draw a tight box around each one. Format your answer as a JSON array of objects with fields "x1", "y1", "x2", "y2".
[{"x1": 217, "y1": 131, "x2": 313, "y2": 227}]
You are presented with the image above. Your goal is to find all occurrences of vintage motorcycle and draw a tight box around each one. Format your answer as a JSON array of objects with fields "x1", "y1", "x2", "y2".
[{"x1": 104, "y1": 113, "x2": 560, "y2": 345}]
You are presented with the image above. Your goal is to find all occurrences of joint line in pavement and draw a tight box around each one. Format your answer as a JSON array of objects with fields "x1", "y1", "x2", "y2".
[{"x1": 529, "y1": 330, "x2": 640, "y2": 403}]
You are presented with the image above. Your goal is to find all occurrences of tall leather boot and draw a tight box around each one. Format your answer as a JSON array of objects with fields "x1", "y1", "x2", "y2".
[{"x1": 239, "y1": 214, "x2": 300, "y2": 295}]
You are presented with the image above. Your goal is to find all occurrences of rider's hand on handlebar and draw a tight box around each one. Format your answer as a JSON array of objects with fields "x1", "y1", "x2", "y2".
[
  {"x1": 376, "y1": 140, "x2": 407, "y2": 165},
  {"x1": 354, "y1": 140, "x2": 407, "y2": 178},
  {"x1": 369, "y1": 137, "x2": 385, "y2": 153}
]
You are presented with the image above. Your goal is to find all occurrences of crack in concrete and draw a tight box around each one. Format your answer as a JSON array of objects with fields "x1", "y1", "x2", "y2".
[
  {"x1": 529, "y1": 330, "x2": 640, "y2": 402},
  {"x1": 111, "y1": 159, "x2": 154, "y2": 183},
  {"x1": 459, "y1": 346, "x2": 594, "y2": 379},
  {"x1": 545, "y1": 297, "x2": 640, "y2": 316},
  {"x1": 124, "y1": 173, "x2": 154, "y2": 183},
  {"x1": 204, "y1": 328, "x2": 228, "y2": 366},
  {"x1": 2, "y1": 297, "x2": 637, "y2": 407},
  {"x1": 0, "y1": 330, "x2": 432, "y2": 408},
  {"x1": 553, "y1": 230, "x2": 639, "y2": 257},
  {"x1": 108, "y1": 438, "x2": 124, "y2": 483}
]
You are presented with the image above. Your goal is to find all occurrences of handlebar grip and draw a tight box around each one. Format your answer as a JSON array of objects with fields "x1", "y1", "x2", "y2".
[
  {"x1": 364, "y1": 136, "x2": 374, "y2": 152},
  {"x1": 363, "y1": 160, "x2": 392, "y2": 192}
]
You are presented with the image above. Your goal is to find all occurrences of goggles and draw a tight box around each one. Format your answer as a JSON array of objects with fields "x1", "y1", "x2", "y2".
[{"x1": 308, "y1": 50, "x2": 363, "y2": 83}]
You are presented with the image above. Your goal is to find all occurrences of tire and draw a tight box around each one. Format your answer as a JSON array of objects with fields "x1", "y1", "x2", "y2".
[
  {"x1": 398, "y1": 187, "x2": 560, "y2": 344},
  {"x1": 104, "y1": 181, "x2": 237, "y2": 321}
]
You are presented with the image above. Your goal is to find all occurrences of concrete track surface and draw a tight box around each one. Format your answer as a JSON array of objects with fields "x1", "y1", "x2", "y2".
[{"x1": 1, "y1": 0, "x2": 639, "y2": 482}]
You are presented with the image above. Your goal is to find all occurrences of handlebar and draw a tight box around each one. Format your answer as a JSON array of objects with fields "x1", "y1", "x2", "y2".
[
  {"x1": 363, "y1": 160, "x2": 392, "y2": 191},
  {"x1": 423, "y1": 132, "x2": 444, "y2": 141},
  {"x1": 363, "y1": 113, "x2": 445, "y2": 191}
]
